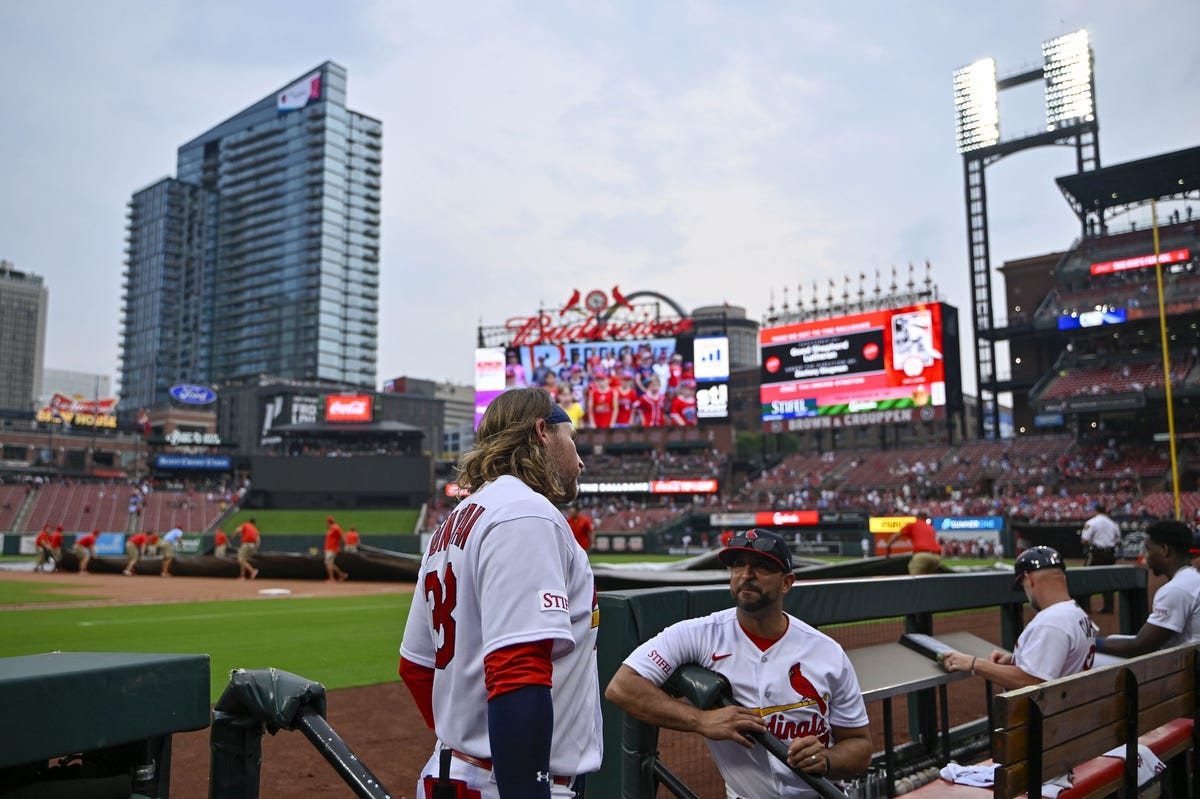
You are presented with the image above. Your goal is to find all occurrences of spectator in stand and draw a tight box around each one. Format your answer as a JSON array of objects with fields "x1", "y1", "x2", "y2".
[
  {"x1": 940, "y1": 547, "x2": 1095, "y2": 690},
  {"x1": 555, "y1": 384, "x2": 585, "y2": 429},
  {"x1": 49, "y1": 526, "x2": 64, "y2": 569},
  {"x1": 236, "y1": 518, "x2": 260, "y2": 580},
  {"x1": 614, "y1": 371, "x2": 638, "y2": 427},
  {"x1": 1079, "y1": 503, "x2": 1121, "y2": 613},
  {"x1": 124, "y1": 531, "x2": 148, "y2": 576},
  {"x1": 566, "y1": 505, "x2": 594, "y2": 551},
  {"x1": 73, "y1": 529, "x2": 98, "y2": 574},
  {"x1": 214, "y1": 528, "x2": 229, "y2": 558},
  {"x1": 1097, "y1": 521, "x2": 1200, "y2": 658},
  {"x1": 884, "y1": 513, "x2": 943, "y2": 575},
  {"x1": 668, "y1": 379, "x2": 698, "y2": 426},
  {"x1": 324, "y1": 516, "x2": 349, "y2": 582},
  {"x1": 161, "y1": 526, "x2": 183, "y2": 577},
  {"x1": 586, "y1": 368, "x2": 617, "y2": 428},
  {"x1": 344, "y1": 527, "x2": 361, "y2": 553},
  {"x1": 637, "y1": 375, "x2": 667, "y2": 427},
  {"x1": 34, "y1": 525, "x2": 53, "y2": 573}
]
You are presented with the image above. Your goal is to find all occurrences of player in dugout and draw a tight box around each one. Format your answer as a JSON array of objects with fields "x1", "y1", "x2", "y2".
[
  {"x1": 939, "y1": 546, "x2": 1095, "y2": 689},
  {"x1": 399, "y1": 387, "x2": 600, "y2": 798},
  {"x1": 606, "y1": 528, "x2": 872, "y2": 799},
  {"x1": 1096, "y1": 520, "x2": 1200, "y2": 658}
]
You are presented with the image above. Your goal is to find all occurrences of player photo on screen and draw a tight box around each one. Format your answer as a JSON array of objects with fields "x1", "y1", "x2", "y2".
[{"x1": 891, "y1": 310, "x2": 942, "y2": 377}]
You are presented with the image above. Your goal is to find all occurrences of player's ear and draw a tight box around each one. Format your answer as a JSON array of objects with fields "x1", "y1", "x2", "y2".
[
  {"x1": 533, "y1": 417, "x2": 551, "y2": 445},
  {"x1": 781, "y1": 572, "x2": 796, "y2": 592}
]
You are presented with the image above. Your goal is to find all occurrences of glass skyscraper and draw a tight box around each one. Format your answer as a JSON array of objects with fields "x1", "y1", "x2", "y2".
[{"x1": 120, "y1": 62, "x2": 381, "y2": 411}]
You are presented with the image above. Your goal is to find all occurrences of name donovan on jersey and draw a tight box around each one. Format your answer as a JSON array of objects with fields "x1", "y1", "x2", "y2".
[{"x1": 427, "y1": 504, "x2": 484, "y2": 555}]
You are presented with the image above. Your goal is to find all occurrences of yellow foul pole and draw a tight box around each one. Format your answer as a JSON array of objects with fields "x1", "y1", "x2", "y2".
[{"x1": 1151, "y1": 199, "x2": 1182, "y2": 520}]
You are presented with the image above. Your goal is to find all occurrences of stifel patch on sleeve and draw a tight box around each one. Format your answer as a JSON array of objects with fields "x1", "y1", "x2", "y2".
[{"x1": 540, "y1": 589, "x2": 570, "y2": 613}]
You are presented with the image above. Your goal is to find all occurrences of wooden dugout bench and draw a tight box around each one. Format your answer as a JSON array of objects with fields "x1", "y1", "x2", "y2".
[{"x1": 906, "y1": 643, "x2": 1199, "y2": 799}]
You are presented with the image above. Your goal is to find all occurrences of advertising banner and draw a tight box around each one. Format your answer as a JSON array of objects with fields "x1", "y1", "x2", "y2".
[{"x1": 760, "y1": 304, "x2": 947, "y2": 422}]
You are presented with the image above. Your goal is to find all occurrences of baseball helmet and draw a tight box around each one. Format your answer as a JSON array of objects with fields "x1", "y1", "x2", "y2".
[{"x1": 1012, "y1": 545, "x2": 1065, "y2": 591}]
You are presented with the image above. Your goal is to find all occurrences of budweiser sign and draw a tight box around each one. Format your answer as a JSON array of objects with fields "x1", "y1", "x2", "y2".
[
  {"x1": 507, "y1": 314, "x2": 693, "y2": 347},
  {"x1": 325, "y1": 394, "x2": 372, "y2": 423}
]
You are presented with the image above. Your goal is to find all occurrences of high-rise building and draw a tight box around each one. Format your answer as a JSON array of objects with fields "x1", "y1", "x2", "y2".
[
  {"x1": 0, "y1": 260, "x2": 48, "y2": 411},
  {"x1": 120, "y1": 61, "x2": 381, "y2": 411}
]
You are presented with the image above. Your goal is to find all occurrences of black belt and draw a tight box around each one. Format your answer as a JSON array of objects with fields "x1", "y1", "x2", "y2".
[{"x1": 449, "y1": 749, "x2": 575, "y2": 787}]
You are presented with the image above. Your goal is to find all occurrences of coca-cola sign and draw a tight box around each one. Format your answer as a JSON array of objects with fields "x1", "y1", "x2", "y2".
[{"x1": 325, "y1": 394, "x2": 373, "y2": 423}]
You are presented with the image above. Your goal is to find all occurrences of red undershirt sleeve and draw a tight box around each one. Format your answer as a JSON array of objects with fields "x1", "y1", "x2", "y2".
[
  {"x1": 398, "y1": 656, "x2": 436, "y2": 729},
  {"x1": 483, "y1": 640, "x2": 554, "y2": 701}
]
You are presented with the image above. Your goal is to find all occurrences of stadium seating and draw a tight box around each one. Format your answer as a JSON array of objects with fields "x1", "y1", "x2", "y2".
[
  {"x1": 137, "y1": 489, "x2": 229, "y2": 534},
  {"x1": 22, "y1": 483, "x2": 130, "y2": 534},
  {"x1": 0, "y1": 484, "x2": 30, "y2": 532}
]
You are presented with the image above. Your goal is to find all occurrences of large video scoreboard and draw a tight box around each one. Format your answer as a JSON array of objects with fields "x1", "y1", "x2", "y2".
[{"x1": 759, "y1": 302, "x2": 961, "y2": 428}]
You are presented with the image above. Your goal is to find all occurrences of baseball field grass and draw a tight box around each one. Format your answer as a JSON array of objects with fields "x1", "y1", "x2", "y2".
[{"x1": 0, "y1": 582, "x2": 414, "y2": 702}]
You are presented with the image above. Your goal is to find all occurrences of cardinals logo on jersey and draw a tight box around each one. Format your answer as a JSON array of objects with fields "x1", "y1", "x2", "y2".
[
  {"x1": 760, "y1": 662, "x2": 832, "y2": 745},
  {"x1": 788, "y1": 662, "x2": 828, "y2": 717}
]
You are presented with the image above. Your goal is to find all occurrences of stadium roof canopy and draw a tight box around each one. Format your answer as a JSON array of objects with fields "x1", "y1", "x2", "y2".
[{"x1": 1057, "y1": 146, "x2": 1200, "y2": 213}]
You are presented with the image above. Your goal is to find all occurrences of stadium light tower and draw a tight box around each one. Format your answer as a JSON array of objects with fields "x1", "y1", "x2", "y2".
[{"x1": 953, "y1": 30, "x2": 1099, "y2": 439}]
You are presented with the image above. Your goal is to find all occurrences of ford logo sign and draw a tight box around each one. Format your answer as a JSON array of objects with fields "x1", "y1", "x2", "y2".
[{"x1": 169, "y1": 384, "x2": 217, "y2": 405}]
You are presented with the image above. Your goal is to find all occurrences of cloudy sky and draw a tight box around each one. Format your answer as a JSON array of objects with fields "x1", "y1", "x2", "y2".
[{"x1": 2, "y1": 1, "x2": 1198, "y2": 395}]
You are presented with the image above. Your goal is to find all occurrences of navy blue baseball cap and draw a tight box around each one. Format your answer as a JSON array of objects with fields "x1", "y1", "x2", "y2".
[{"x1": 717, "y1": 529, "x2": 793, "y2": 572}]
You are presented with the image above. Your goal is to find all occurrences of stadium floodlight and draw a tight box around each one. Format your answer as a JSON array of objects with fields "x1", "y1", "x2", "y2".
[
  {"x1": 1043, "y1": 29, "x2": 1094, "y2": 130},
  {"x1": 953, "y1": 58, "x2": 999, "y2": 154}
]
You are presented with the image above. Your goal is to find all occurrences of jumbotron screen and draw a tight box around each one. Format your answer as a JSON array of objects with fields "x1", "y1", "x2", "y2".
[
  {"x1": 759, "y1": 303, "x2": 950, "y2": 422},
  {"x1": 474, "y1": 335, "x2": 729, "y2": 430}
]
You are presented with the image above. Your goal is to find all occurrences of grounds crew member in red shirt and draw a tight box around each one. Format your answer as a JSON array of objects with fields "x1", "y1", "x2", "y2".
[
  {"x1": 73, "y1": 530, "x2": 98, "y2": 574},
  {"x1": 236, "y1": 518, "x2": 260, "y2": 580},
  {"x1": 885, "y1": 513, "x2": 942, "y2": 575},
  {"x1": 49, "y1": 526, "x2": 64, "y2": 568},
  {"x1": 344, "y1": 527, "x2": 361, "y2": 553},
  {"x1": 214, "y1": 528, "x2": 229, "y2": 558},
  {"x1": 34, "y1": 525, "x2": 53, "y2": 572},
  {"x1": 566, "y1": 505, "x2": 594, "y2": 551},
  {"x1": 124, "y1": 532, "x2": 149, "y2": 575},
  {"x1": 324, "y1": 516, "x2": 348, "y2": 582}
]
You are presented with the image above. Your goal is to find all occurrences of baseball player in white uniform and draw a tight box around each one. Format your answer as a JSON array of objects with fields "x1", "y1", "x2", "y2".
[
  {"x1": 1098, "y1": 520, "x2": 1200, "y2": 658},
  {"x1": 606, "y1": 529, "x2": 872, "y2": 799},
  {"x1": 399, "y1": 388, "x2": 601, "y2": 799},
  {"x1": 942, "y1": 546, "x2": 1095, "y2": 689},
  {"x1": 1080, "y1": 503, "x2": 1122, "y2": 613}
]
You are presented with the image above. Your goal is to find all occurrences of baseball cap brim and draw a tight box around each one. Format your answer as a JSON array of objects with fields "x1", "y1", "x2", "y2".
[{"x1": 717, "y1": 546, "x2": 792, "y2": 572}]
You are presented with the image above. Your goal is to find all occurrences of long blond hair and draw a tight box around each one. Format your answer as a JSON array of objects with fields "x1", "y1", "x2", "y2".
[{"x1": 456, "y1": 388, "x2": 567, "y2": 500}]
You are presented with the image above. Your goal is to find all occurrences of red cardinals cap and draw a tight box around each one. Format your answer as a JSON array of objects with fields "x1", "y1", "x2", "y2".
[
  {"x1": 326, "y1": 516, "x2": 336, "y2": 524},
  {"x1": 717, "y1": 529, "x2": 793, "y2": 572}
]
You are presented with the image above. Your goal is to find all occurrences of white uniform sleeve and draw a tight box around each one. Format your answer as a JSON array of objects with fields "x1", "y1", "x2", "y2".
[
  {"x1": 1147, "y1": 584, "x2": 1188, "y2": 634},
  {"x1": 476, "y1": 514, "x2": 576, "y2": 659},
  {"x1": 399, "y1": 574, "x2": 437, "y2": 668},
  {"x1": 1014, "y1": 622, "x2": 1072, "y2": 682},
  {"x1": 622, "y1": 619, "x2": 705, "y2": 687}
]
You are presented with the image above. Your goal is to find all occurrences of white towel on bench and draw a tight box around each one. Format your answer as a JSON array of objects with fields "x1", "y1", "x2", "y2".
[
  {"x1": 937, "y1": 743, "x2": 1165, "y2": 797},
  {"x1": 1101, "y1": 743, "x2": 1165, "y2": 787},
  {"x1": 937, "y1": 762, "x2": 1071, "y2": 797}
]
